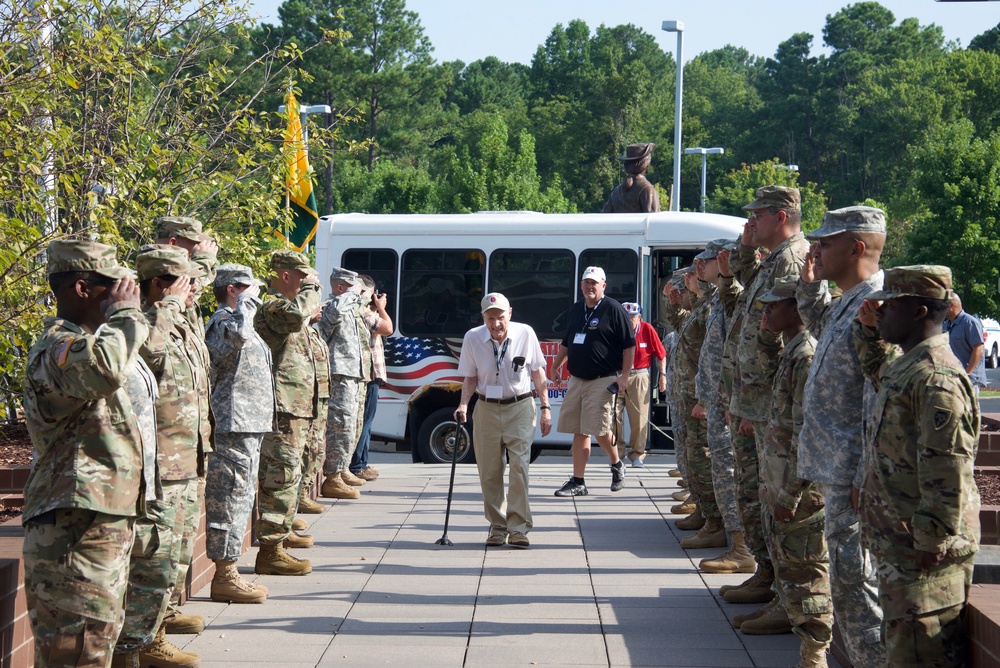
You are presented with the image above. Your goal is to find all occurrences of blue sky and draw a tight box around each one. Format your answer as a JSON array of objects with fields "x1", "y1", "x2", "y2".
[{"x1": 246, "y1": 0, "x2": 1000, "y2": 65}]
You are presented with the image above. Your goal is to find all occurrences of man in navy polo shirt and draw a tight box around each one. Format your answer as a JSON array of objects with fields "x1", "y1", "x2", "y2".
[{"x1": 552, "y1": 266, "x2": 636, "y2": 496}]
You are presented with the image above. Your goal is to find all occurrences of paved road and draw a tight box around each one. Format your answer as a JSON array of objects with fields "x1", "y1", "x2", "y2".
[{"x1": 176, "y1": 453, "x2": 842, "y2": 667}]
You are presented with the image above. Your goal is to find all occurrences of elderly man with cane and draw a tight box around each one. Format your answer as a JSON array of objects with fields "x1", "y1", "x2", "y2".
[{"x1": 455, "y1": 293, "x2": 551, "y2": 548}]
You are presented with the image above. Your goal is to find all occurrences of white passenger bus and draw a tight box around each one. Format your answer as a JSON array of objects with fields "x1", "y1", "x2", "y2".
[{"x1": 314, "y1": 211, "x2": 744, "y2": 464}]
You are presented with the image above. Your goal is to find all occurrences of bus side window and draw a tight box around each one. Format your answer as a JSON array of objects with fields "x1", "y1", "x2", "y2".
[
  {"x1": 399, "y1": 249, "x2": 485, "y2": 338},
  {"x1": 342, "y1": 249, "x2": 399, "y2": 328},
  {"x1": 579, "y1": 249, "x2": 639, "y2": 304},
  {"x1": 488, "y1": 249, "x2": 575, "y2": 339}
]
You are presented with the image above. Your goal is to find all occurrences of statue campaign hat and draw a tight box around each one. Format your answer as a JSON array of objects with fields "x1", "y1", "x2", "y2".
[
  {"x1": 135, "y1": 245, "x2": 205, "y2": 281},
  {"x1": 581, "y1": 266, "x2": 607, "y2": 282},
  {"x1": 270, "y1": 250, "x2": 316, "y2": 276},
  {"x1": 867, "y1": 265, "x2": 953, "y2": 301},
  {"x1": 47, "y1": 238, "x2": 130, "y2": 279},
  {"x1": 808, "y1": 206, "x2": 887, "y2": 240},
  {"x1": 329, "y1": 267, "x2": 359, "y2": 285},
  {"x1": 759, "y1": 275, "x2": 800, "y2": 303},
  {"x1": 213, "y1": 263, "x2": 263, "y2": 288},
  {"x1": 481, "y1": 292, "x2": 511, "y2": 313},
  {"x1": 618, "y1": 143, "x2": 655, "y2": 162},
  {"x1": 155, "y1": 216, "x2": 204, "y2": 242},
  {"x1": 695, "y1": 238, "x2": 730, "y2": 261},
  {"x1": 743, "y1": 185, "x2": 801, "y2": 212}
]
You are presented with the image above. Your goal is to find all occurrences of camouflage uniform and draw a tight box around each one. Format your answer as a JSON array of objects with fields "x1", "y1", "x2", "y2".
[
  {"x1": 22, "y1": 240, "x2": 147, "y2": 666},
  {"x1": 854, "y1": 266, "x2": 980, "y2": 668},
  {"x1": 758, "y1": 321, "x2": 832, "y2": 648},
  {"x1": 664, "y1": 290, "x2": 692, "y2": 488},
  {"x1": 204, "y1": 272, "x2": 275, "y2": 561},
  {"x1": 730, "y1": 235, "x2": 808, "y2": 568},
  {"x1": 319, "y1": 282, "x2": 371, "y2": 476},
  {"x1": 254, "y1": 252, "x2": 323, "y2": 545},
  {"x1": 302, "y1": 325, "x2": 331, "y2": 490},
  {"x1": 697, "y1": 287, "x2": 740, "y2": 535},
  {"x1": 797, "y1": 207, "x2": 888, "y2": 666},
  {"x1": 674, "y1": 285, "x2": 718, "y2": 519},
  {"x1": 119, "y1": 246, "x2": 211, "y2": 648}
]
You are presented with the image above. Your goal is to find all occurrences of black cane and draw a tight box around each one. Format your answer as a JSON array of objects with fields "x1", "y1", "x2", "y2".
[{"x1": 435, "y1": 416, "x2": 463, "y2": 546}]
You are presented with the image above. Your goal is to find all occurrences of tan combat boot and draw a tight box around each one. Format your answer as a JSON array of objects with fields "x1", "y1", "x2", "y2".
[
  {"x1": 298, "y1": 493, "x2": 325, "y2": 514},
  {"x1": 341, "y1": 469, "x2": 366, "y2": 486},
  {"x1": 284, "y1": 531, "x2": 315, "y2": 548},
  {"x1": 674, "y1": 504, "x2": 705, "y2": 531},
  {"x1": 722, "y1": 563, "x2": 775, "y2": 603},
  {"x1": 255, "y1": 541, "x2": 312, "y2": 575},
  {"x1": 321, "y1": 473, "x2": 360, "y2": 499},
  {"x1": 680, "y1": 517, "x2": 727, "y2": 549},
  {"x1": 731, "y1": 594, "x2": 778, "y2": 628},
  {"x1": 358, "y1": 466, "x2": 379, "y2": 481},
  {"x1": 798, "y1": 636, "x2": 830, "y2": 667},
  {"x1": 210, "y1": 560, "x2": 267, "y2": 604},
  {"x1": 671, "y1": 500, "x2": 697, "y2": 515},
  {"x1": 740, "y1": 600, "x2": 792, "y2": 635},
  {"x1": 671, "y1": 490, "x2": 690, "y2": 502},
  {"x1": 699, "y1": 531, "x2": 756, "y2": 573},
  {"x1": 719, "y1": 561, "x2": 771, "y2": 595},
  {"x1": 292, "y1": 517, "x2": 308, "y2": 532},
  {"x1": 668, "y1": 468, "x2": 682, "y2": 478},
  {"x1": 162, "y1": 608, "x2": 204, "y2": 634},
  {"x1": 139, "y1": 625, "x2": 199, "y2": 668}
]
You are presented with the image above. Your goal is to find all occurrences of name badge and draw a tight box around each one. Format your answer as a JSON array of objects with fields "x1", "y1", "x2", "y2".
[
  {"x1": 640, "y1": 342, "x2": 648, "y2": 348},
  {"x1": 485, "y1": 385, "x2": 503, "y2": 399},
  {"x1": 573, "y1": 332, "x2": 586, "y2": 344}
]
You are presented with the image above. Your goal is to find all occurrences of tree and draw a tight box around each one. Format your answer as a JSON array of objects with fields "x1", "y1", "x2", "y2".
[
  {"x1": 0, "y1": 0, "x2": 336, "y2": 417},
  {"x1": 901, "y1": 121, "x2": 1000, "y2": 317},
  {"x1": 708, "y1": 159, "x2": 827, "y2": 234}
]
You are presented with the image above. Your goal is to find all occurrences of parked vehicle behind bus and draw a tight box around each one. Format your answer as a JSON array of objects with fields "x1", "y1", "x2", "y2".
[{"x1": 314, "y1": 211, "x2": 744, "y2": 464}]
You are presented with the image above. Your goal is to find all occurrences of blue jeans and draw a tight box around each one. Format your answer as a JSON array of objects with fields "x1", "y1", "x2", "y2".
[{"x1": 350, "y1": 381, "x2": 380, "y2": 474}]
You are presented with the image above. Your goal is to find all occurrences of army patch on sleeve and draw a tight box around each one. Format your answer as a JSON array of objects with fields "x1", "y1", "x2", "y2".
[
  {"x1": 70, "y1": 339, "x2": 87, "y2": 353},
  {"x1": 55, "y1": 338, "x2": 73, "y2": 366},
  {"x1": 933, "y1": 409, "x2": 951, "y2": 430}
]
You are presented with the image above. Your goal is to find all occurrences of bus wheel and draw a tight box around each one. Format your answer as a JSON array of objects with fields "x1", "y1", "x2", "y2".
[
  {"x1": 417, "y1": 407, "x2": 476, "y2": 465},
  {"x1": 530, "y1": 446, "x2": 543, "y2": 463}
]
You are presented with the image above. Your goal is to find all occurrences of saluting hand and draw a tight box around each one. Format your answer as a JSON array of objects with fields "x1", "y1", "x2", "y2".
[
  {"x1": 717, "y1": 249, "x2": 732, "y2": 277},
  {"x1": 801, "y1": 242, "x2": 819, "y2": 283},
  {"x1": 163, "y1": 275, "x2": 193, "y2": 301},
  {"x1": 103, "y1": 276, "x2": 141, "y2": 313},
  {"x1": 857, "y1": 299, "x2": 880, "y2": 328},
  {"x1": 192, "y1": 238, "x2": 218, "y2": 257}
]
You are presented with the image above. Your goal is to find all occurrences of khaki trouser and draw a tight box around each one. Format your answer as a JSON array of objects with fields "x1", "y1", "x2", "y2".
[
  {"x1": 472, "y1": 398, "x2": 536, "y2": 536},
  {"x1": 615, "y1": 370, "x2": 650, "y2": 461}
]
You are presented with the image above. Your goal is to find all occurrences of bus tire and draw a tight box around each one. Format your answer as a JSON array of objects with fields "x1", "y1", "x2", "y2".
[
  {"x1": 529, "y1": 446, "x2": 543, "y2": 463},
  {"x1": 416, "y1": 407, "x2": 476, "y2": 465}
]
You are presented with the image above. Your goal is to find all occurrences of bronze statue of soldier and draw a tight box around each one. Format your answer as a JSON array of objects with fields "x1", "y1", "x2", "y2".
[{"x1": 603, "y1": 143, "x2": 661, "y2": 213}]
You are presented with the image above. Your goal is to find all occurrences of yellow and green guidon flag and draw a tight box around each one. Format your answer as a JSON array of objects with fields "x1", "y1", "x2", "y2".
[{"x1": 276, "y1": 91, "x2": 319, "y2": 251}]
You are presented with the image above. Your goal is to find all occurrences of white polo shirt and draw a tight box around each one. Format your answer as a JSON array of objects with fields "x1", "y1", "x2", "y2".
[{"x1": 457, "y1": 321, "x2": 546, "y2": 400}]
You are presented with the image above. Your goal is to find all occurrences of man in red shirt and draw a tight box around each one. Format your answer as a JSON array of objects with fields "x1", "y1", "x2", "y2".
[{"x1": 616, "y1": 302, "x2": 667, "y2": 466}]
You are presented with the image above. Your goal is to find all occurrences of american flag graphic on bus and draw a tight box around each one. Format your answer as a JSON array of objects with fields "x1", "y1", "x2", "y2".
[{"x1": 382, "y1": 336, "x2": 463, "y2": 399}]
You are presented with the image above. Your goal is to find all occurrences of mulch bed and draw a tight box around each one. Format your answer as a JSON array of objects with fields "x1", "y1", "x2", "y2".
[
  {"x1": 0, "y1": 422, "x2": 32, "y2": 467},
  {"x1": 978, "y1": 471, "x2": 1000, "y2": 506}
]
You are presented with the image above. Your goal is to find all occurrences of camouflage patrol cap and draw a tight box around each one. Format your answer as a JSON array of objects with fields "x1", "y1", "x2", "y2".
[
  {"x1": 135, "y1": 245, "x2": 205, "y2": 281},
  {"x1": 330, "y1": 267, "x2": 359, "y2": 285},
  {"x1": 759, "y1": 275, "x2": 800, "y2": 303},
  {"x1": 867, "y1": 265, "x2": 952, "y2": 301},
  {"x1": 695, "y1": 239, "x2": 730, "y2": 261},
  {"x1": 47, "y1": 238, "x2": 130, "y2": 279},
  {"x1": 742, "y1": 185, "x2": 801, "y2": 212},
  {"x1": 807, "y1": 206, "x2": 886, "y2": 240},
  {"x1": 270, "y1": 250, "x2": 316, "y2": 276},
  {"x1": 672, "y1": 266, "x2": 695, "y2": 278},
  {"x1": 154, "y1": 216, "x2": 203, "y2": 242},
  {"x1": 213, "y1": 263, "x2": 263, "y2": 288}
]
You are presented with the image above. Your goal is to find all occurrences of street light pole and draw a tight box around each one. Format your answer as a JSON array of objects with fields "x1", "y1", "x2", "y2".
[
  {"x1": 662, "y1": 20, "x2": 684, "y2": 211},
  {"x1": 684, "y1": 147, "x2": 725, "y2": 212}
]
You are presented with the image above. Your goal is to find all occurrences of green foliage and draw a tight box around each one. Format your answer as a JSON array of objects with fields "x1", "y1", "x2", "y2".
[
  {"x1": 901, "y1": 121, "x2": 1000, "y2": 317},
  {"x1": 708, "y1": 159, "x2": 827, "y2": 234}
]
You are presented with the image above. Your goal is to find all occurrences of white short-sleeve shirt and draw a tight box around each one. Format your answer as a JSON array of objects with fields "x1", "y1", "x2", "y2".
[{"x1": 457, "y1": 321, "x2": 546, "y2": 400}]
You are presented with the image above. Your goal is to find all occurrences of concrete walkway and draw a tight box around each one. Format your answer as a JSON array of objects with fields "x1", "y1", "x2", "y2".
[{"x1": 177, "y1": 453, "x2": 841, "y2": 667}]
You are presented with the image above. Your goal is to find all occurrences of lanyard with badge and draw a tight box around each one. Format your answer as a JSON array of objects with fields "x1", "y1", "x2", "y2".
[
  {"x1": 485, "y1": 338, "x2": 510, "y2": 400},
  {"x1": 574, "y1": 298, "x2": 602, "y2": 345}
]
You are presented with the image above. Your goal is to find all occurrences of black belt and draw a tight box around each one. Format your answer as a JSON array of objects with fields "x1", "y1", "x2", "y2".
[
  {"x1": 575, "y1": 371, "x2": 619, "y2": 381},
  {"x1": 477, "y1": 392, "x2": 533, "y2": 405}
]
